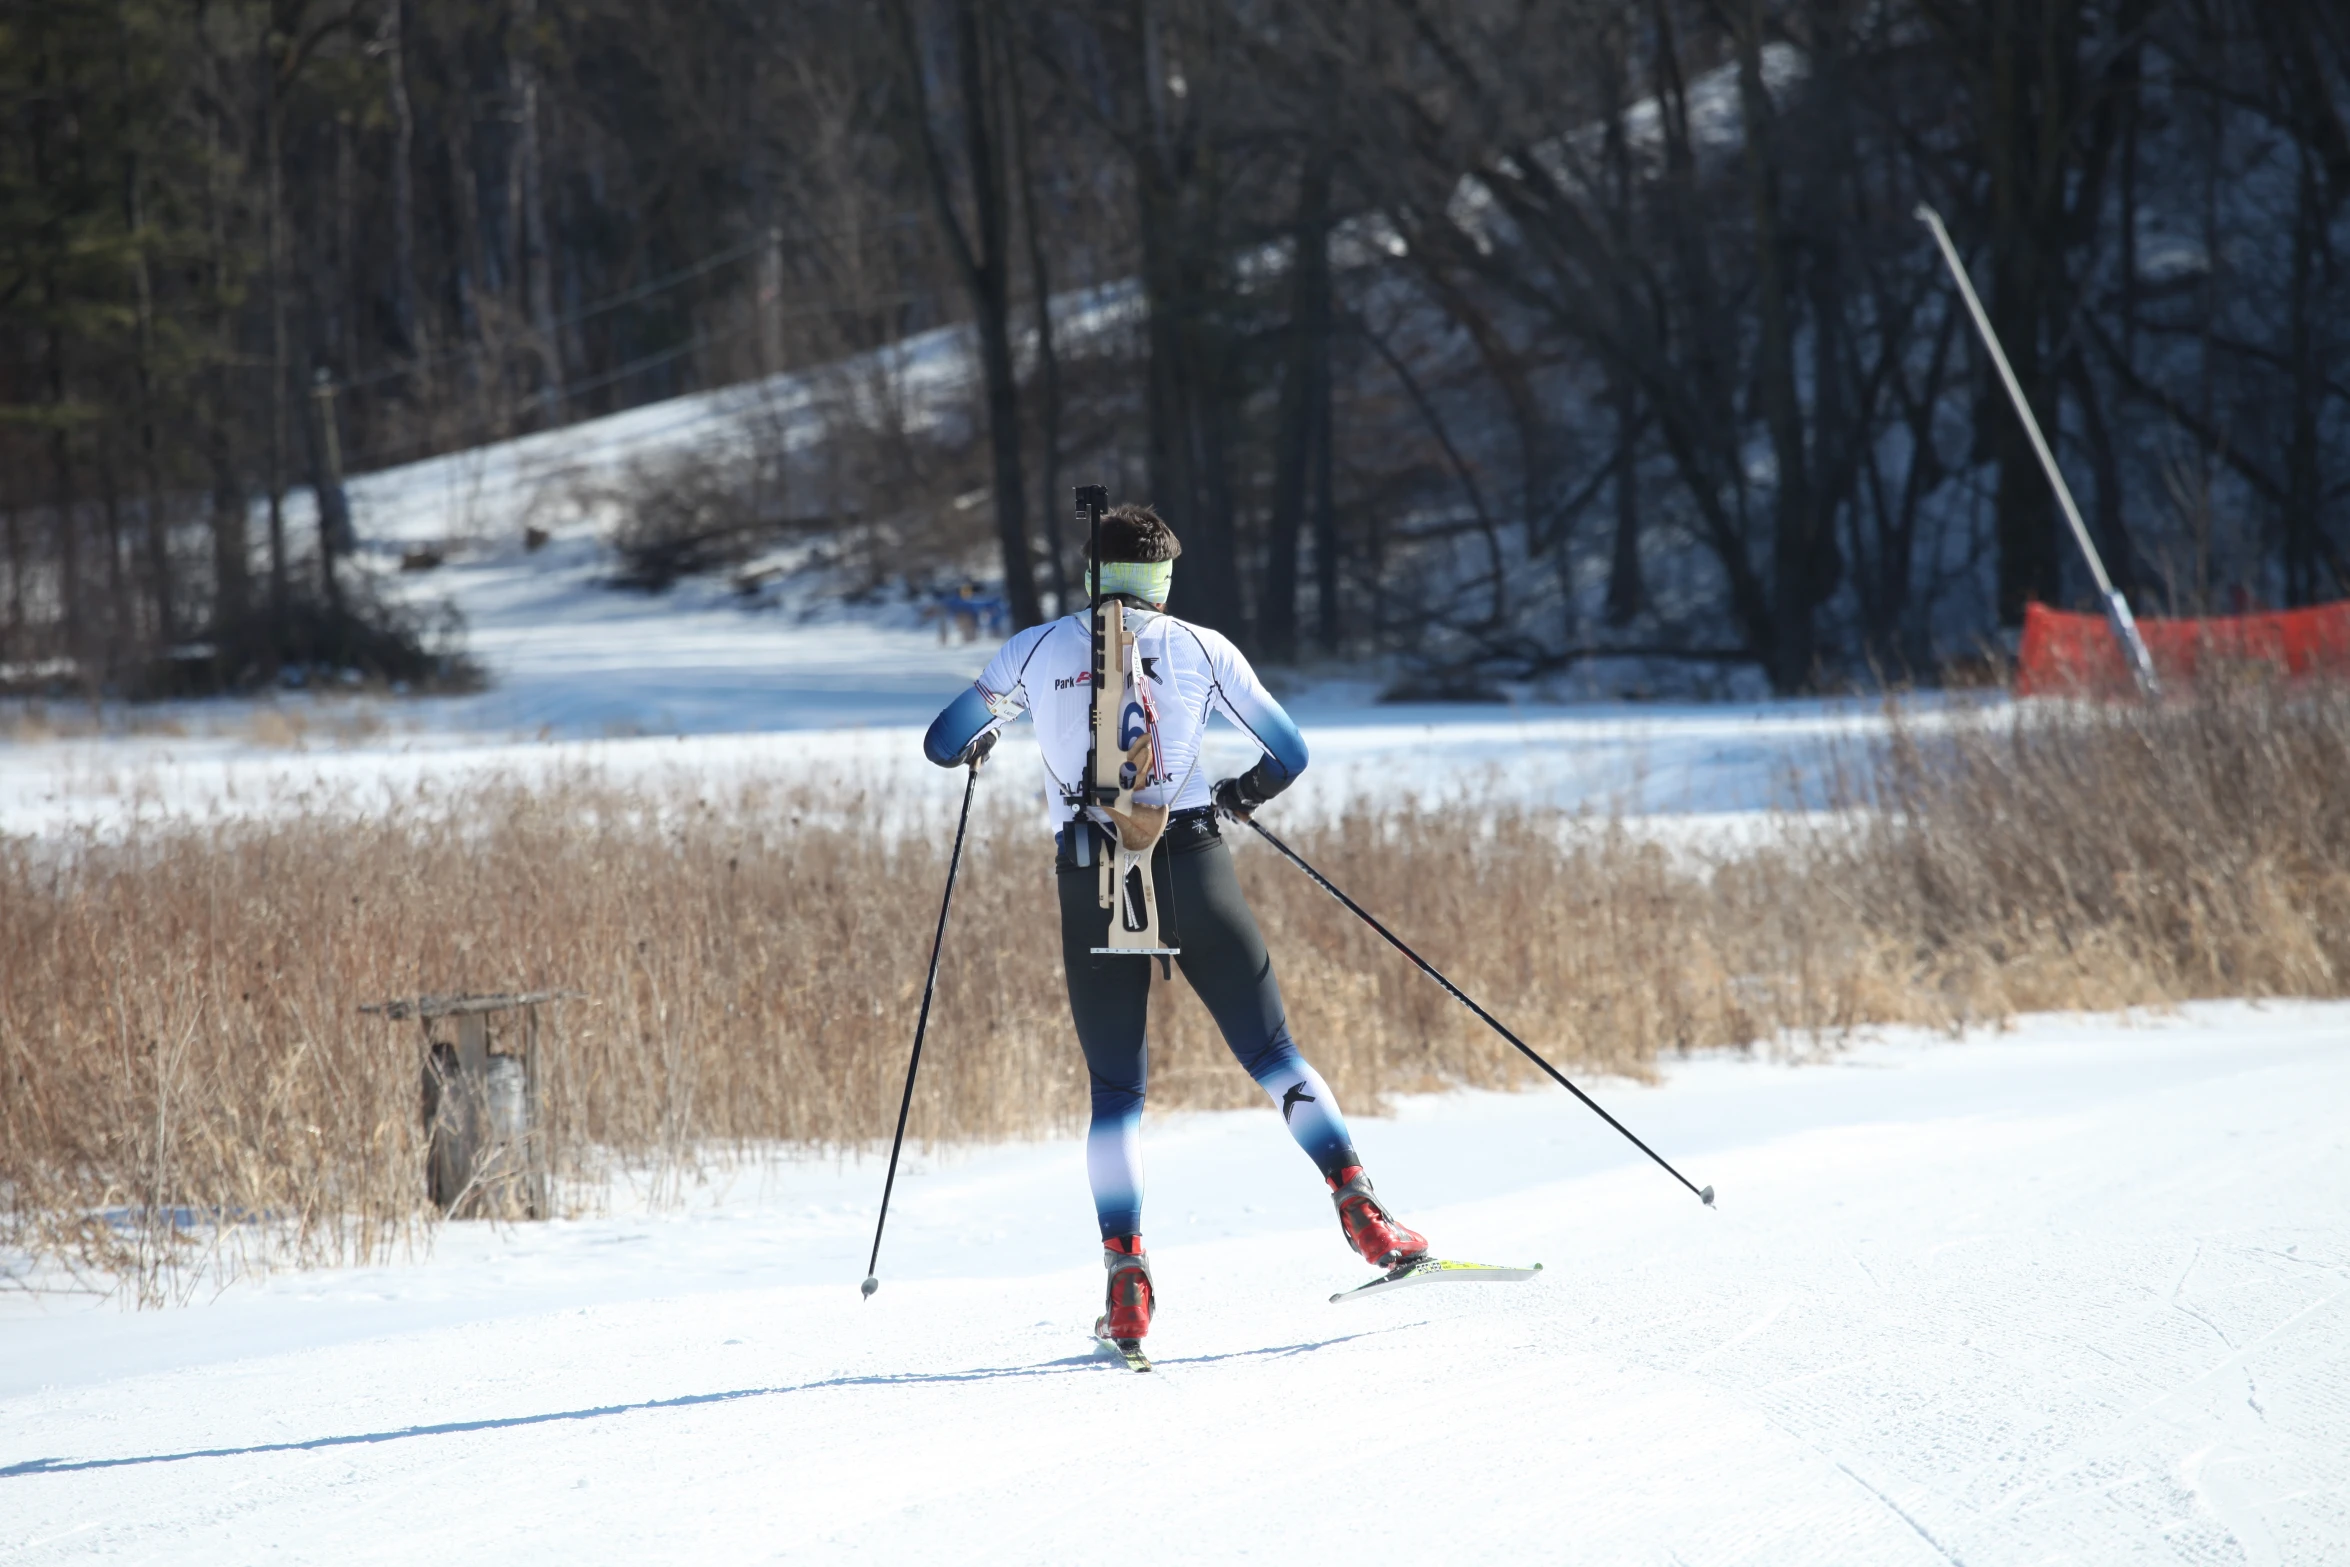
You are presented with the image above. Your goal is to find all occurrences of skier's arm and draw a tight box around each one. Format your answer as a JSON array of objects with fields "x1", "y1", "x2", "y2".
[
  {"x1": 922, "y1": 686, "x2": 1003, "y2": 767},
  {"x1": 923, "y1": 627, "x2": 1036, "y2": 767},
  {"x1": 1204, "y1": 633, "x2": 1308, "y2": 814}
]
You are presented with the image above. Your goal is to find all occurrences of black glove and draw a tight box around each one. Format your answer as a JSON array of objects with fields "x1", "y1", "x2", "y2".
[
  {"x1": 958, "y1": 729, "x2": 998, "y2": 770},
  {"x1": 1213, "y1": 771, "x2": 1270, "y2": 821},
  {"x1": 1212, "y1": 776, "x2": 1251, "y2": 820},
  {"x1": 1215, "y1": 756, "x2": 1295, "y2": 820}
]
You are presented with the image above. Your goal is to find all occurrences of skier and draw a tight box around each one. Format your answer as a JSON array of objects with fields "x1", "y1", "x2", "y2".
[{"x1": 922, "y1": 504, "x2": 1429, "y2": 1352}]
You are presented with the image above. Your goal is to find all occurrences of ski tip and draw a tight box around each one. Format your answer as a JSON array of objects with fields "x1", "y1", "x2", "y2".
[
  {"x1": 1326, "y1": 1291, "x2": 1345, "y2": 1304},
  {"x1": 860, "y1": 1275, "x2": 879, "y2": 1298},
  {"x1": 1700, "y1": 1185, "x2": 1716, "y2": 1208}
]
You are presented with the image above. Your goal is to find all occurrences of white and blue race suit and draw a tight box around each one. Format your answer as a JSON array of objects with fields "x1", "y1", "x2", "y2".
[
  {"x1": 921, "y1": 608, "x2": 1309, "y2": 821},
  {"x1": 923, "y1": 607, "x2": 1356, "y2": 1241}
]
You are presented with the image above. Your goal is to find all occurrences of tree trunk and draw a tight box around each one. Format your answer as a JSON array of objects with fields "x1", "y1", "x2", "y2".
[
  {"x1": 335, "y1": 116, "x2": 358, "y2": 376},
  {"x1": 1007, "y1": 32, "x2": 1067, "y2": 613},
  {"x1": 1125, "y1": 4, "x2": 1242, "y2": 637},
  {"x1": 892, "y1": 0, "x2": 1041, "y2": 628},
  {"x1": 1598, "y1": 21, "x2": 1642, "y2": 633},
  {"x1": 958, "y1": 0, "x2": 1036, "y2": 628},
  {"x1": 514, "y1": 0, "x2": 562, "y2": 419},
  {"x1": 1604, "y1": 374, "x2": 1644, "y2": 627},
  {"x1": 262, "y1": 25, "x2": 290, "y2": 651},
  {"x1": 1311, "y1": 349, "x2": 1337, "y2": 654},
  {"x1": 29, "y1": 41, "x2": 83, "y2": 675},
  {"x1": 1978, "y1": 0, "x2": 2079, "y2": 623},
  {"x1": 385, "y1": 0, "x2": 424, "y2": 359},
  {"x1": 2066, "y1": 352, "x2": 2138, "y2": 600},
  {"x1": 1262, "y1": 155, "x2": 1331, "y2": 665},
  {"x1": 118, "y1": 25, "x2": 175, "y2": 644},
  {"x1": 46, "y1": 313, "x2": 83, "y2": 677},
  {"x1": 3, "y1": 481, "x2": 22, "y2": 652},
  {"x1": 306, "y1": 376, "x2": 350, "y2": 619},
  {"x1": 447, "y1": 126, "x2": 486, "y2": 362},
  {"x1": 1137, "y1": 174, "x2": 1243, "y2": 634},
  {"x1": 99, "y1": 433, "x2": 130, "y2": 667},
  {"x1": 1733, "y1": 3, "x2": 1823, "y2": 692},
  {"x1": 209, "y1": 418, "x2": 250, "y2": 652},
  {"x1": 2285, "y1": 137, "x2": 2324, "y2": 605}
]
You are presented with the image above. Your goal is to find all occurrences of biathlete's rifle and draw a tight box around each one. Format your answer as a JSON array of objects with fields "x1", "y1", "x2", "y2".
[{"x1": 1072, "y1": 483, "x2": 1178, "y2": 969}]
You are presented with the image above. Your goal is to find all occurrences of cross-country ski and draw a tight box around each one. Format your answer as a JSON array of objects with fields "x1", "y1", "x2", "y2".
[{"x1": 1329, "y1": 1258, "x2": 1546, "y2": 1304}]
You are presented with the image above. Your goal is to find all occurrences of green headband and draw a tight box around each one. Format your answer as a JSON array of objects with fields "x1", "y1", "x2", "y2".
[{"x1": 1091, "y1": 559, "x2": 1174, "y2": 604}]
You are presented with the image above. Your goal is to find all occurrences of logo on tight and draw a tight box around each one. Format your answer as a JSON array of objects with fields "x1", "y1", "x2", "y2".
[{"x1": 1280, "y1": 1083, "x2": 1317, "y2": 1123}]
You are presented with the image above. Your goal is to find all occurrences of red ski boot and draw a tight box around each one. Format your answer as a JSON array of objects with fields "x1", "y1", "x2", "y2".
[
  {"x1": 1097, "y1": 1234, "x2": 1154, "y2": 1344},
  {"x1": 1328, "y1": 1167, "x2": 1429, "y2": 1268}
]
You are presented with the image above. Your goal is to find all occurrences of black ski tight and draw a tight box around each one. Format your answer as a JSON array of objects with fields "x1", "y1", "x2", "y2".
[{"x1": 1056, "y1": 812, "x2": 1357, "y2": 1238}]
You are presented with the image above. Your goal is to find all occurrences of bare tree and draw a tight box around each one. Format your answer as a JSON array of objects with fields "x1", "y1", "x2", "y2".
[{"x1": 892, "y1": 0, "x2": 1043, "y2": 628}]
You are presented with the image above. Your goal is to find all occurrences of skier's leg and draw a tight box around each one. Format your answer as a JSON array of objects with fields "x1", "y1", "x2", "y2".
[
  {"x1": 1057, "y1": 830, "x2": 1153, "y2": 1241},
  {"x1": 1165, "y1": 817, "x2": 1430, "y2": 1266},
  {"x1": 1162, "y1": 821, "x2": 1358, "y2": 1179}
]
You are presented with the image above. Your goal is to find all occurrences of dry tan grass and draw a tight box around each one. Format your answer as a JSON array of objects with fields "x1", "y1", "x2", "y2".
[
  {"x1": 237, "y1": 703, "x2": 388, "y2": 750},
  {"x1": 0, "y1": 700, "x2": 190, "y2": 743},
  {"x1": 5, "y1": 689, "x2": 2347, "y2": 1301},
  {"x1": 0, "y1": 696, "x2": 390, "y2": 747}
]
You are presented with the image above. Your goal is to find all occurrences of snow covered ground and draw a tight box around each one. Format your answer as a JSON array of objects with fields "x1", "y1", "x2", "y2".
[{"x1": 5, "y1": 1002, "x2": 2345, "y2": 1564}]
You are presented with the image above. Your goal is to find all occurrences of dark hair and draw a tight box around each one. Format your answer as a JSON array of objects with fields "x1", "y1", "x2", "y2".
[{"x1": 1087, "y1": 503, "x2": 1183, "y2": 564}]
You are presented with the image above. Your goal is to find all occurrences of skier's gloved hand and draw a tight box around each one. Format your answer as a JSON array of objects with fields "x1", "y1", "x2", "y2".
[
  {"x1": 1215, "y1": 756, "x2": 1293, "y2": 821},
  {"x1": 1212, "y1": 773, "x2": 1263, "y2": 822},
  {"x1": 959, "y1": 729, "x2": 999, "y2": 770}
]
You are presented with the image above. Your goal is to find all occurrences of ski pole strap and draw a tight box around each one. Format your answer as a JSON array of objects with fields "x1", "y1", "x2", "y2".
[{"x1": 1244, "y1": 818, "x2": 1715, "y2": 1209}]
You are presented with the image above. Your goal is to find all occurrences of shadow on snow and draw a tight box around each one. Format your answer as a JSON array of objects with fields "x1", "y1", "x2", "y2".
[{"x1": 2, "y1": 1329, "x2": 1399, "y2": 1478}]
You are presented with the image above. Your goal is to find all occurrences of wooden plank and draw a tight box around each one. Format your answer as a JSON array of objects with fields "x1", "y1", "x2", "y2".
[
  {"x1": 524, "y1": 1005, "x2": 549, "y2": 1219},
  {"x1": 360, "y1": 989, "x2": 582, "y2": 1021}
]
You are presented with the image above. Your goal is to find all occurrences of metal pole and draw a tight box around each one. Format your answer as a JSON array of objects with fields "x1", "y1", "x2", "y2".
[
  {"x1": 1243, "y1": 816, "x2": 1715, "y2": 1208},
  {"x1": 861, "y1": 757, "x2": 984, "y2": 1297},
  {"x1": 1916, "y1": 203, "x2": 2160, "y2": 697}
]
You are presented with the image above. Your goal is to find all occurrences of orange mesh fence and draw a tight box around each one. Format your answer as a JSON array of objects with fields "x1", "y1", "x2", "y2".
[{"x1": 2015, "y1": 600, "x2": 2350, "y2": 697}]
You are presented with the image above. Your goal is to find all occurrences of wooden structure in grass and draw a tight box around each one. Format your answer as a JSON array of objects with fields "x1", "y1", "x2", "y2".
[{"x1": 359, "y1": 990, "x2": 577, "y2": 1219}]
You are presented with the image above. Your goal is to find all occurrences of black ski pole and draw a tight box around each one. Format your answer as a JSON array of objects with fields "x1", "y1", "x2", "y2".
[
  {"x1": 1242, "y1": 816, "x2": 1715, "y2": 1208},
  {"x1": 862, "y1": 757, "x2": 985, "y2": 1298}
]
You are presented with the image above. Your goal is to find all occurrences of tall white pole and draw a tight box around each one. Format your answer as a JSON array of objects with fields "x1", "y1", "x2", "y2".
[{"x1": 1916, "y1": 204, "x2": 2160, "y2": 697}]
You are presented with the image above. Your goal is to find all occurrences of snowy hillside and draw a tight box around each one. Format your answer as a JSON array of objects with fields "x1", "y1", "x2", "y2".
[
  {"x1": 0, "y1": 484, "x2": 1957, "y2": 839},
  {"x1": 5, "y1": 1003, "x2": 2345, "y2": 1564}
]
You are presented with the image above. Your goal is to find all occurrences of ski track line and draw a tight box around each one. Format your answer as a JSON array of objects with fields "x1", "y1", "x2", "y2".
[
  {"x1": 1680, "y1": 1293, "x2": 1790, "y2": 1374},
  {"x1": 1831, "y1": 1459, "x2": 1968, "y2": 1567},
  {"x1": 1982, "y1": 1283, "x2": 2350, "y2": 1526}
]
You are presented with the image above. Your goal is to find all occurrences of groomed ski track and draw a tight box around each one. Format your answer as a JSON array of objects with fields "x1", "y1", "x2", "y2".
[{"x1": 5, "y1": 1003, "x2": 2345, "y2": 1564}]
